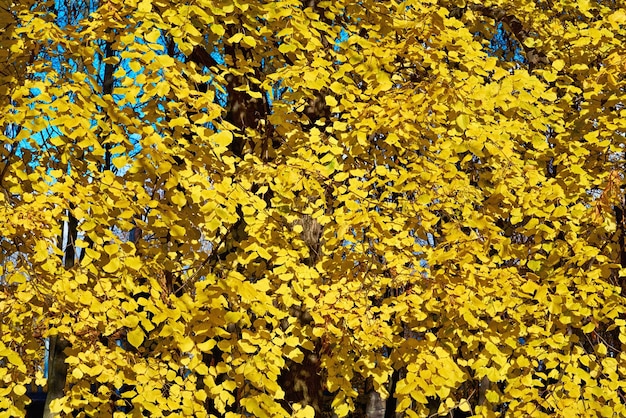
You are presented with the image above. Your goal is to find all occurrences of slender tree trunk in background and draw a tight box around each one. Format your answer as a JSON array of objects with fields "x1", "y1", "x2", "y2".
[
  {"x1": 44, "y1": 210, "x2": 77, "y2": 417},
  {"x1": 279, "y1": 347, "x2": 325, "y2": 414},
  {"x1": 615, "y1": 206, "x2": 626, "y2": 296},
  {"x1": 383, "y1": 369, "x2": 400, "y2": 418},
  {"x1": 277, "y1": 212, "x2": 326, "y2": 415},
  {"x1": 42, "y1": 335, "x2": 70, "y2": 418},
  {"x1": 44, "y1": 8, "x2": 112, "y2": 409},
  {"x1": 365, "y1": 389, "x2": 386, "y2": 417},
  {"x1": 606, "y1": 204, "x2": 626, "y2": 356},
  {"x1": 183, "y1": 3, "x2": 332, "y2": 413},
  {"x1": 101, "y1": 38, "x2": 115, "y2": 172},
  {"x1": 478, "y1": 376, "x2": 491, "y2": 408}
]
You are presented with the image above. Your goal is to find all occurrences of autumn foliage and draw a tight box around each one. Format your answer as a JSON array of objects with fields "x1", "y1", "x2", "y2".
[{"x1": 2, "y1": 0, "x2": 626, "y2": 416}]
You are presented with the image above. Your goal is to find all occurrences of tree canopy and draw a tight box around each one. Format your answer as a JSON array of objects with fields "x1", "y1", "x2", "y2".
[{"x1": 1, "y1": 0, "x2": 626, "y2": 416}]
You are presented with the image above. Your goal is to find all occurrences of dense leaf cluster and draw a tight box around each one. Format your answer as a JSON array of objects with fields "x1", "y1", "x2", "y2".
[{"x1": 1, "y1": 0, "x2": 626, "y2": 416}]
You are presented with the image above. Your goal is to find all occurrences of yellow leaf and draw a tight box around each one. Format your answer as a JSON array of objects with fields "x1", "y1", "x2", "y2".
[
  {"x1": 456, "y1": 114, "x2": 470, "y2": 131},
  {"x1": 256, "y1": 246, "x2": 271, "y2": 260},
  {"x1": 104, "y1": 244, "x2": 118, "y2": 255},
  {"x1": 211, "y1": 24, "x2": 225, "y2": 36},
  {"x1": 523, "y1": 37, "x2": 538, "y2": 48},
  {"x1": 127, "y1": 328, "x2": 145, "y2": 348},
  {"x1": 72, "y1": 367, "x2": 84, "y2": 379},
  {"x1": 279, "y1": 43, "x2": 297, "y2": 54},
  {"x1": 170, "y1": 224, "x2": 186, "y2": 238},
  {"x1": 458, "y1": 399, "x2": 471, "y2": 412},
  {"x1": 103, "y1": 258, "x2": 121, "y2": 273},
  {"x1": 325, "y1": 96, "x2": 338, "y2": 107},
  {"x1": 483, "y1": 57, "x2": 497, "y2": 72},
  {"x1": 543, "y1": 71, "x2": 557, "y2": 82},
  {"x1": 386, "y1": 132, "x2": 400, "y2": 145},
  {"x1": 49, "y1": 399, "x2": 64, "y2": 414},
  {"x1": 35, "y1": 371, "x2": 46, "y2": 387},
  {"x1": 293, "y1": 404, "x2": 316, "y2": 418},
  {"x1": 241, "y1": 398, "x2": 262, "y2": 415},
  {"x1": 329, "y1": 81, "x2": 344, "y2": 94},
  {"x1": 123, "y1": 315, "x2": 140, "y2": 329},
  {"x1": 552, "y1": 205, "x2": 567, "y2": 218},
  {"x1": 112, "y1": 155, "x2": 129, "y2": 169},
  {"x1": 242, "y1": 35, "x2": 257, "y2": 48},
  {"x1": 198, "y1": 339, "x2": 216, "y2": 352},
  {"x1": 137, "y1": 0, "x2": 151, "y2": 12},
  {"x1": 552, "y1": 59, "x2": 565, "y2": 71},
  {"x1": 228, "y1": 33, "x2": 244, "y2": 44},
  {"x1": 527, "y1": 260, "x2": 541, "y2": 272},
  {"x1": 541, "y1": 89, "x2": 557, "y2": 101},
  {"x1": 212, "y1": 131, "x2": 233, "y2": 147},
  {"x1": 13, "y1": 384, "x2": 26, "y2": 396},
  {"x1": 582, "y1": 322, "x2": 595, "y2": 333},
  {"x1": 238, "y1": 340, "x2": 257, "y2": 354},
  {"x1": 171, "y1": 191, "x2": 187, "y2": 207},
  {"x1": 50, "y1": 136, "x2": 66, "y2": 147},
  {"x1": 145, "y1": 29, "x2": 161, "y2": 44},
  {"x1": 179, "y1": 336, "x2": 194, "y2": 352},
  {"x1": 125, "y1": 256, "x2": 142, "y2": 270},
  {"x1": 129, "y1": 60, "x2": 141, "y2": 73}
]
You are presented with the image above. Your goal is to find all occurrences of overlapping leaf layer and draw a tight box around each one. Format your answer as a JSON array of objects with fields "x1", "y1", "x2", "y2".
[{"x1": 1, "y1": 0, "x2": 626, "y2": 416}]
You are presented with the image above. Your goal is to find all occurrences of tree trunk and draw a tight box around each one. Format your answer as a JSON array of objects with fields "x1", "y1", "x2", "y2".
[
  {"x1": 42, "y1": 336, "x2": 69, "y2": 418},
  {"x1": 366, "y1": 391, "x2": 386, "y2": 417},
  {"x1": 44, "y1": 209, "x2": 77, "y2": 417}
]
